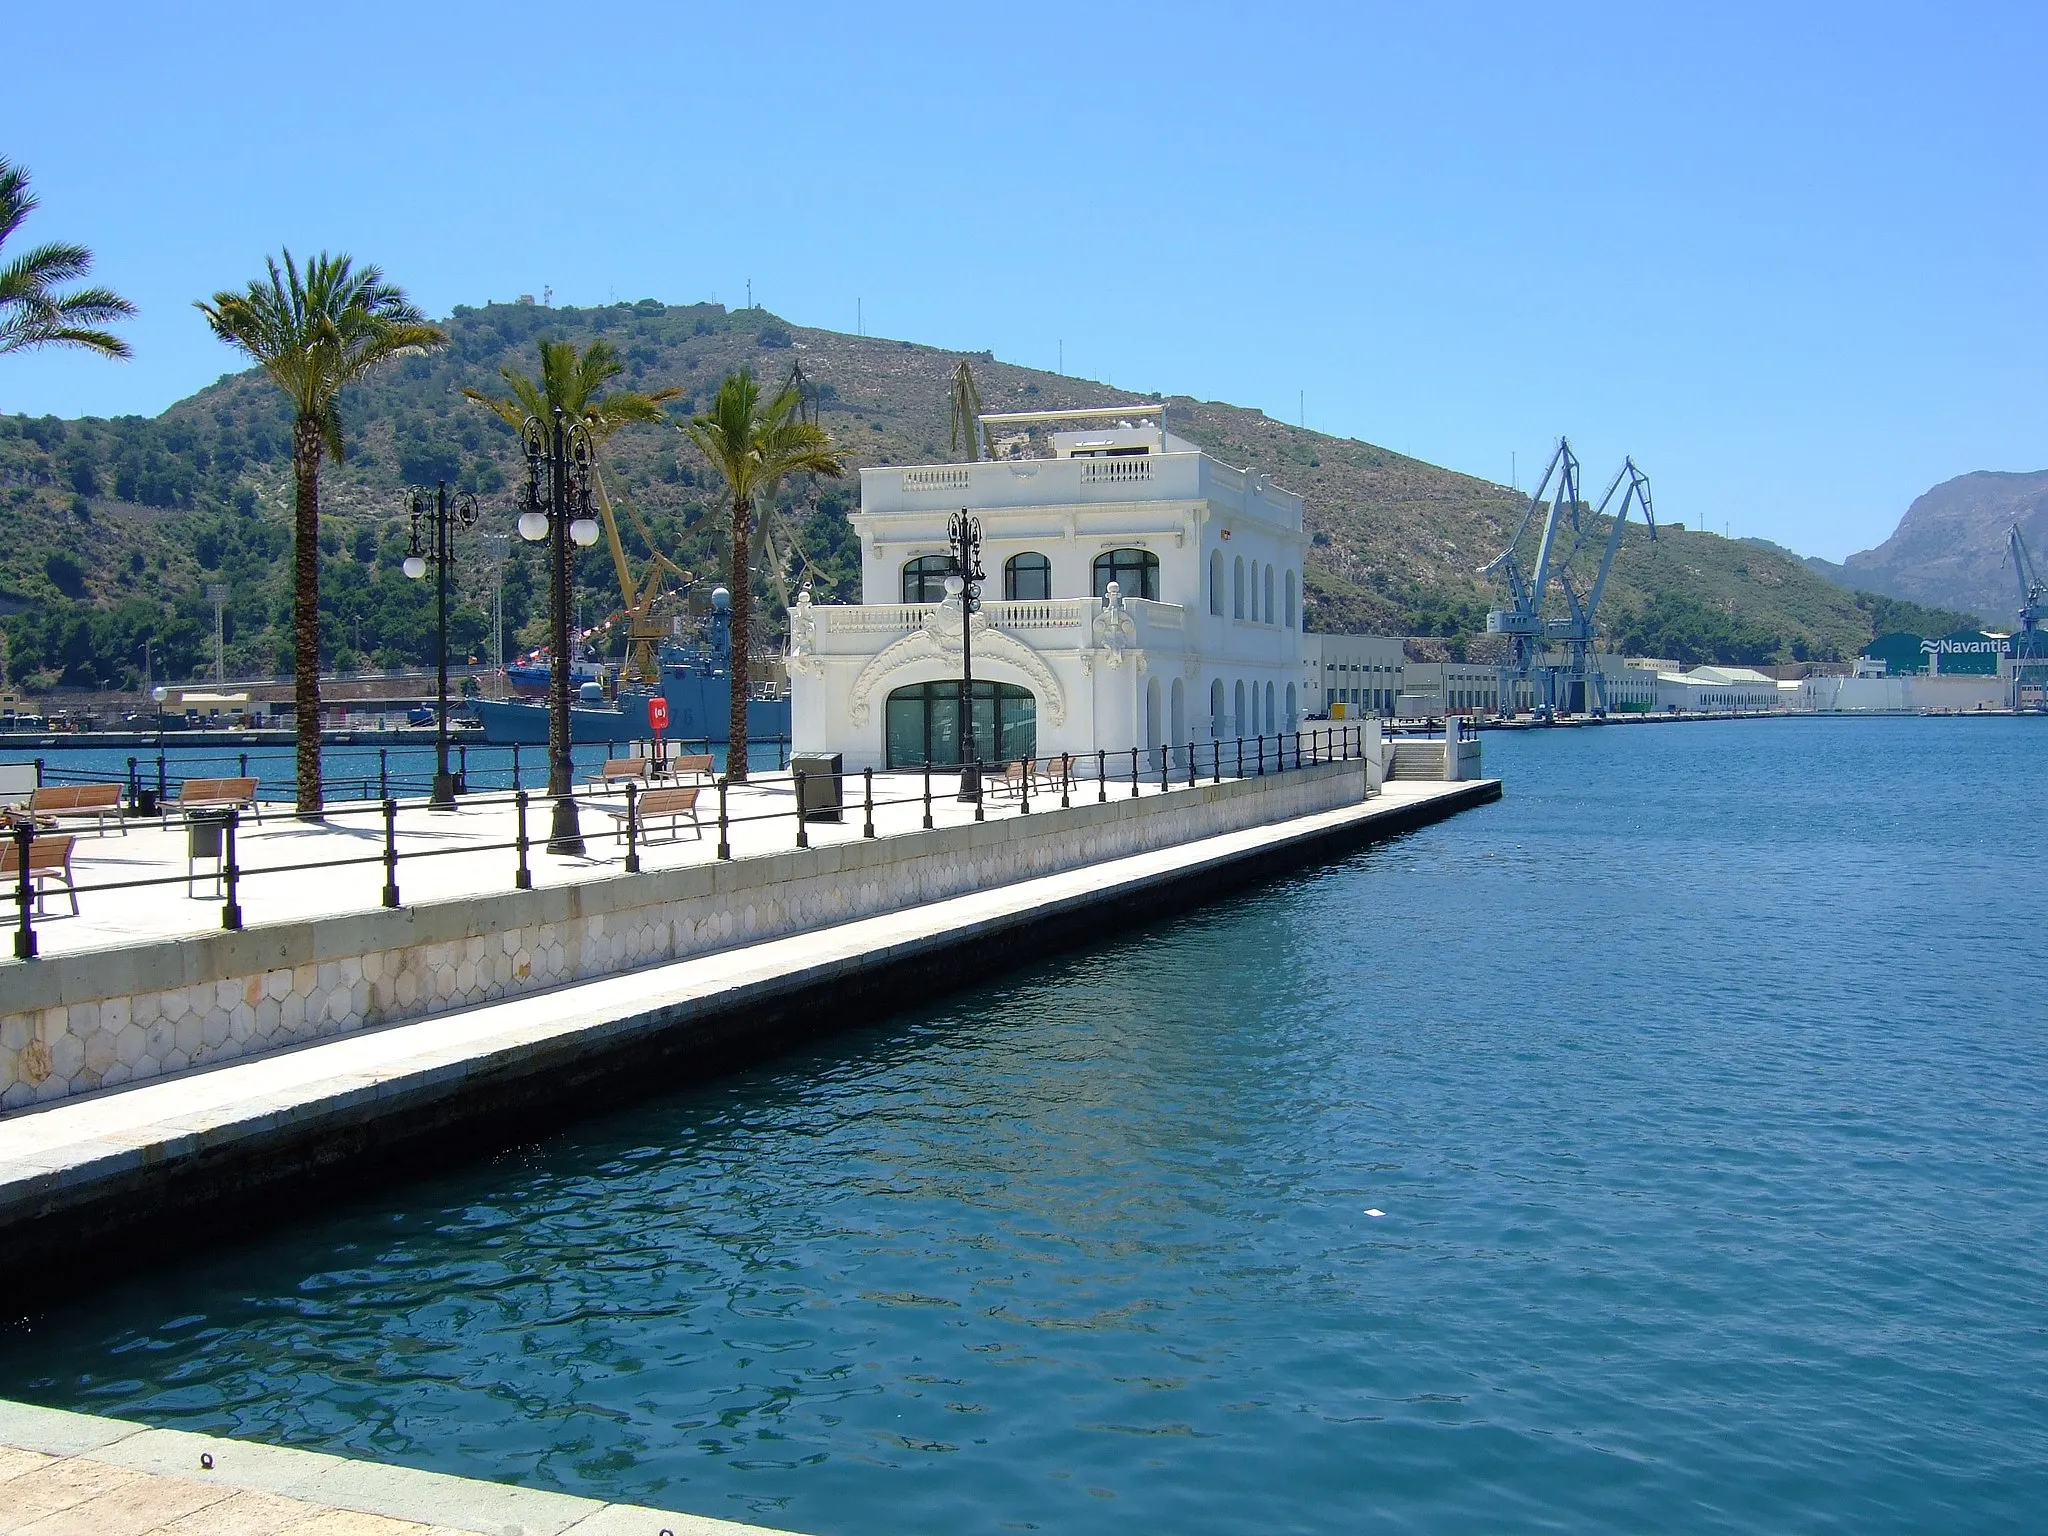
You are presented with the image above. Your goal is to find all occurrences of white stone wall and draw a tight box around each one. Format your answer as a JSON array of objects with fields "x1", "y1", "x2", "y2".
[{"x1": 0, "y1": 763, "x2": 1365, "y2": 1110}]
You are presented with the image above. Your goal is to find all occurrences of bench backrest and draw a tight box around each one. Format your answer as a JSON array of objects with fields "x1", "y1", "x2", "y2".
[
  {"x1": 600, "y1": 758, "x2": 650, "y2": 780},
  {"x1": 0, "y1": 833, "x2": 74, "y2": 875},
  {"x1": 638, "y1": 786, "x2": 700, "y2": 815},
  {"x1": 30, "y1": 784, "x2": 120, "y2": 812},
  {"x1": 672, "y1": 754, "x2": 714, "y2": 776},
  {"x1": 0, "y1": 763, "x2": 37, "y2": 807},
  {"x1": 177, "y1": 777, "x2": 259, "y2": 804},
  {"x1": 1004, "y1": 761, "x2": 1028, "y2": 784}
]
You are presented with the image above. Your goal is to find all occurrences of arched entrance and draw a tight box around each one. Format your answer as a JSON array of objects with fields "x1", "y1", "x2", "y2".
[
  {"x1": 1169, "y1": 678, "x2": 1186, "y2": 767},
  {"x1": 1209, "y1": 678, "x2": 1225, "y2": 737},
  {"x1": 884, "y1": 681, "x2": 1037, "y2": 767},
  {"x1": 1145, "y1": 676, "x2": 1162, "y2": 768}
]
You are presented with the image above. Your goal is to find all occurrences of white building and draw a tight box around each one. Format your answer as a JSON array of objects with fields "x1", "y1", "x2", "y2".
[
  {"x1": 1304, "y1": 634, "x2": 1406, "y2": 718},
  {"x1": 1397, "y1": 659, "x2": 1505, "y2": 717},
  {"x1": 786, "y1": 405, "x2": 1311, "y2": 771},
  {"x1": 1653, "y1": 665, "x2": 1780, "y2": 712}
]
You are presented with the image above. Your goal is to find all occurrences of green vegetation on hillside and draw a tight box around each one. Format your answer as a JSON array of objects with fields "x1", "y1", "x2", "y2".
[{"x1": 0, "y1": 299, "x2": 1939, "y2": 690}]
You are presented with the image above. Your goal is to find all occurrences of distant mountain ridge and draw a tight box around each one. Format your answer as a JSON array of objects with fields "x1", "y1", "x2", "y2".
[
  {"x1": 1824, "y1": 470, "x2": 2048, "y2": 627},
  {"x1": 0, "y1": 299, "x2": 1970, "y2": 687}
]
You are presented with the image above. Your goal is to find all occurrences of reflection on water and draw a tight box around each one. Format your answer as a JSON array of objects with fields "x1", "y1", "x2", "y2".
[{"x1": 5, "y1": 718, "x2": 2046, "y2": 1535}]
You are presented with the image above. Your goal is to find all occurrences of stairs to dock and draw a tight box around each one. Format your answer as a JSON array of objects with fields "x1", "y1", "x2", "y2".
[{"x1": 1389, "y1": 741, "x2": 1447, "y2": 780}]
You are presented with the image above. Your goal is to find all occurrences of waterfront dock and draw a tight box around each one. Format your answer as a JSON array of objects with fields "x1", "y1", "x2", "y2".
[
  {"x1": 0, "y1": 1397, "x2": 798, "y2": 1534},
  {"x1": 0, "y1": 774, "x2": 1497, "y2": 1289}
]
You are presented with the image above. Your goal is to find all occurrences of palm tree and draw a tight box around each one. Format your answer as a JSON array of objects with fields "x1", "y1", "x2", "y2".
[
  {"x1": 462, "y1": 336, "x2": 678, "y2": 444},
  {"x1": 464, "y1": 339, "x2": 679, "y2": 796},
  {"x1": 686, "y1": 369, "x2": 846, "y2": 781},
  {"x1": 198, "y1": 252, "x2": 444, "y2": 816},
  {"x1": 0, "y1": 158, "x2": 134, "y2": 361}
]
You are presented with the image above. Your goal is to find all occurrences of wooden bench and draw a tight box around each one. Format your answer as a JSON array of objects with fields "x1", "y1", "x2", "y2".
[
  {"x1": 667, "y1": 753, "x2": 715, "y2": 783},
  {"x1": 587, "y1": 757, "x2": 650, "y2": 791},
  {"x1": 0, "y1": 832, "x2": 79, "y2": 915},
  {"x1": 173, "y1": 777, "x2": 261, "y2": 821},
  {"x1": 988, "y1": 755, "x2": 1073, "y2": 800},
  {"x1": 598, "y1": 785, "x2": 702, "y2": 845},
  {"x1": 27, "y1": 784, "x2": 125, "y2": 836},
  {"x1": 989, "y1": 760, "x2": 1031, "y2": 798}
]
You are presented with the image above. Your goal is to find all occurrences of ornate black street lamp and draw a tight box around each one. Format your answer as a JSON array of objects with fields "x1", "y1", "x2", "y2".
[
  {"x1": 947, "y1": 509, "x2": 984, "y2": 802},
  {"x1": 516, "y1": 406, "x2": 602, "y2": 853},
  {"x1": 402, "y1": 480, "x2": 478, "y2": 809}
]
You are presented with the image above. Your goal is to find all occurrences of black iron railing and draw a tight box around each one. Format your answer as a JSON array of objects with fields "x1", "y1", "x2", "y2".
[{"x1": 4, "y1": 726, "x2": 1374, "y2": 960}]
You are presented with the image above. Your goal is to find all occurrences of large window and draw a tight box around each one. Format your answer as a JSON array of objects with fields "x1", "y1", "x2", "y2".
[
  {"x1": 1094, "y1": 547, "x2": 1159, "y2": 601},
  {"x1": 1004, "y1": 551, "x2": 1051, "y2": 601},
  {"x1": 1209, "y1": 549, "x2": 1224, "y2": 615},
  {"x1": 901, "y1": 555, "x2": 951, "y2": 603},
  {"x1": 885, "y1": 681, "x2": 1037, "y2": 768}
]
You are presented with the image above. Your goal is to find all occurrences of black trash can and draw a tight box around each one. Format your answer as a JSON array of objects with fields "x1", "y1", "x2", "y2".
[
  {"x1": 791, "y1": 752, "x2": 843, "y2": 822},
  {"x1": 188, "y1": 807, "x2": 232, "y2": 858}
]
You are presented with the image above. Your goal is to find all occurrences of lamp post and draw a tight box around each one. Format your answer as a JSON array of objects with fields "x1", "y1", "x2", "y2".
[
  {"x1": 402, "y1": 480, "x2": 479, "y2": 808},
  {"x1": 517, "y1": 406, "x2": 602, "y2": 853},
  {"x1": 947, "y1": 509, "x2": 984, "y2": 802}
]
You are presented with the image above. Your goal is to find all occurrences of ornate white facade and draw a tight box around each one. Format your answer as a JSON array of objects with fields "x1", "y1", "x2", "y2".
[{"x1": 788, "y1": 405, "x2": 1310, "y2": 771}]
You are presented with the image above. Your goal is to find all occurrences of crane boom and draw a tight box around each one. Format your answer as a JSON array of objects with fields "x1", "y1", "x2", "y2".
[
  {"x1": 1482, "y1": 438, "x2": 1581, "y2": 717},
  {"x1": 2011, "y1": 524, "x2": 2045, "y2": 631}
]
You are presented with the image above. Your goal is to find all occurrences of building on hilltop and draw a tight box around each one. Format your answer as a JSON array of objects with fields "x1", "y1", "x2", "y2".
[{"x1": 786, "y1": 404, "x2": 1311, "y2": 770}]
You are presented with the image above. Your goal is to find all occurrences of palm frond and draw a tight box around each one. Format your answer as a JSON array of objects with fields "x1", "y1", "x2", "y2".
[
  {"x1": 0, "y1": 241, "x2": 95, "y2": 302},
  {"x1": 0, "y1": 159, "x2": 36, "y2": 246},
  {"x1": 0, "y1": 160, "x2": 133, "y2": 363},
  {"x1": 198, "y1": 247, "x2": 444, "y2": 425}
]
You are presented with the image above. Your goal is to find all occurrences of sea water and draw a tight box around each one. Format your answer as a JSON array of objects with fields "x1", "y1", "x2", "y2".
[{"x1": 3, "y1": 716, "x2": 2043, "y2": 1534}]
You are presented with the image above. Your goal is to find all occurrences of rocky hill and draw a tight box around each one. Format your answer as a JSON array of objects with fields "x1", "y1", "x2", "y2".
[
  {"x1": 1827, "y1": 470, "x2": 2048, "y2": 627},
  {"x1": 0, "y1": 299, "x2": 1937, "y2": 689}
]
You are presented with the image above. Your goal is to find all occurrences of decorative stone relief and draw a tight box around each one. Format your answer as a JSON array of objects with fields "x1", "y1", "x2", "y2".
[
  {"x1": 785, "y1": 586, "x2": 819, "y2": 676},
  {"x1": 847, "y1": 599, "x2": 1068, "y2": 726},
  {"x1": 1093, "y1": 582, "x2": 1137, "y2": 666}
]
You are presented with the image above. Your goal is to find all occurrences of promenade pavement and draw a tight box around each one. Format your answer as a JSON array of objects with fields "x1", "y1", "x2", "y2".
[
  {"x1": 0, "y1": 1398, "x2": 800, "y2": 1535},
  {"x1": 9, "y1": 761, "x2": 1230, "y2": 958}
]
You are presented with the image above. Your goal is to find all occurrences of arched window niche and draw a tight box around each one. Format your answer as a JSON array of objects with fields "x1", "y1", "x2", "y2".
[
  {"x1": 1263, "y1": 565, "x2": 1275, "y2": 624},
  {"x1": 901, "y1": 555, "x2": 951, "y2": 603},
  {"x1": 1209, "y1": 549, "x2": 1225, "y2": 616},
  {"x1": 884, "y1": 681, "x2": 1036, "y2": 768},
  {"x1": 1004, "y1": 551, "x2": 1051, "y2": 601},
  {"x1": 1232, "y1": 556, "x2": 1245, "y2": 619},
  {"x1": 1093, "y1": 547, "x2": 1160, "y2": 601},
  {"x1": 1284, "y1": 570, "x2": 1297, "y2": 629}
]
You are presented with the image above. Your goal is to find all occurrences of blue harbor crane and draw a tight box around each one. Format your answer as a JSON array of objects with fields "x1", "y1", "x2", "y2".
[
  {"x1": 1481, "y1": 438, "x2": 1654, "y2": 718},
  {"x1": 2007, "y1": 524, "x2": 2048, "y2": 709},
  {"x1": 1483, "y1": 438, "x2": 1582, "y2": 720},
  {"x1": 1548, "y1": 457, "x2": 1656, "y2": 715}
]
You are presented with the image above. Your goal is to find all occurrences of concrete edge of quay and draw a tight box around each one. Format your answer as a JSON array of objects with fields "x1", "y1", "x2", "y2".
[
  {"x1": 3, "y1": 759, "x2": 1372, "y2": 1109},
  {"x1": 0, "y1": 1395, "x2": 802, "y2": 1535},
  {"x1": 0, "y1": 778, "x2": 1500, "y2": 1299}
]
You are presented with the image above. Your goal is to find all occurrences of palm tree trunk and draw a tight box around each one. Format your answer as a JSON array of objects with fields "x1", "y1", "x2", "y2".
[
  {"x1": 726, "y1": 494, "x2": 751, "y2": 783},
  {"x1": 291, "y1": 417, "x2": 325, "y2": 818}
]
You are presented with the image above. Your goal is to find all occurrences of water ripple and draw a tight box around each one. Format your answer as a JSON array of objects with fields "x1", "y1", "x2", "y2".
[{"x1": 5, "y1": 718, "x2": 2047, "y2": 1534}]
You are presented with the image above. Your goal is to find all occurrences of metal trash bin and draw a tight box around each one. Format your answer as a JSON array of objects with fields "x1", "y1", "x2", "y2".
[
  {"x1": 186, "y1": 807, "x2": 232, "y2": 897},
  {"x1": 790, "y1": 752, "x2": 843, "y2": 822}
]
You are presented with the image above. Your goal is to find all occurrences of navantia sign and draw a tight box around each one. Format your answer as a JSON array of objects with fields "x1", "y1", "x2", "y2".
[{"x1": 1921, "y1": 631, "x2": 2009, "y2": 676}]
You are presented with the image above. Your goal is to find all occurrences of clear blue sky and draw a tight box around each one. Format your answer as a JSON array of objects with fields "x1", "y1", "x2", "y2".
[{"x1": 6, "y1": 1, "x2": 2044, "y2": 560}]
